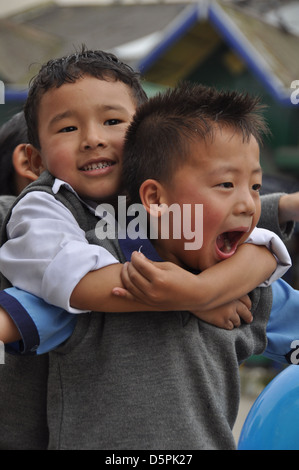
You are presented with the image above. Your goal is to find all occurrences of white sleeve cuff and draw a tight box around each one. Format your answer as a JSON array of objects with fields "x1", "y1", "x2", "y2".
[{"x1": 245, "y1": 227, "x2": 292, "y2": 286}]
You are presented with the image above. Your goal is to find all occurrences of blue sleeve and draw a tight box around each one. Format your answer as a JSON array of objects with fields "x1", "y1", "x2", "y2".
[
  {"x1": 0, "y1": 287, "x2": 77, "y2": 355},
  {"x1": 264, "y1": 278, "x2": 299, "y2": 365}
]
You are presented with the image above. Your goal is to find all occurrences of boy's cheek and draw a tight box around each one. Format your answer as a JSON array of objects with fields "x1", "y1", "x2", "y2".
[
  {"x1": 201, "y1": 210, "x2": 222, "y2": 233},
  {"x1": 255, "y1": 204, "x2": 262, "y2": 225},
  {"x1": 239, "y1": 232, "x2": 252, "y2": 246}
]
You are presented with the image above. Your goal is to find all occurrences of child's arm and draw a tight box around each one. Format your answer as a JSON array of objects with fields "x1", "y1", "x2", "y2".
[
  {"x1": 71, "y1": 242, "x2": 277, "y2": 315},
  {"x1": 0, "y1": 288, "x2": 77, "y2": 353},
  {"x1": 191, "y1": 295, "x2": 252, "y2": 330},
  {"x1": 277, "y1": 191, "x2": 299, "y2": 225},
  {"x1": 110, "y1": 243, "x2": 277, "y2": 312},
  {"x1": 110, "y1": 226, "x2": 291, "y2": 313},
  {"x1": 0, "y1": 256, "x2": 252, "y2": 349},
  {"x1": 70, "y1": 261, "x2": 254, "y2": 329},
  {"x1": 259, "y1": 193, "x2": 295, "y2": 241},
  {"x1": 0, "y1": 305, "x2": 20, "y2": 343},
  {"x1": 264, "y1": 278, "x2": 299, "y2": 365},
  {"x1": 1, "y1": 231, "x2": 278, "y2": 346}
]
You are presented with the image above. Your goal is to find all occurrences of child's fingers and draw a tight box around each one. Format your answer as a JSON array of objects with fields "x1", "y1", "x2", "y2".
[
  {"x1": 120, "y1": 261, "x2": 151, "y2": 299},
  {"x1": 229, "y1": 312, "x2": 241, "y2": 329},
  {"x1": 235, "y1": 299, "x2": 253, "y2": 324},
  {"x1": 112, "y1": 287, "x2": 135, "y2": 300},
  {"x1": 130, "y1": 251, "x2": 159, "y2": 281},
  {"x1": 238, "y1": 294, "x2": 252, "y2": 311},
  {"x1": 219, "y1": 313, "x2": 240, "y2": 330}
]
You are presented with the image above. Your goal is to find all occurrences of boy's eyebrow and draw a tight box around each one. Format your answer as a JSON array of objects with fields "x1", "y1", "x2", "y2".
[
  {"x1": 100, "y1": 104, "x2": 132, "y2": 114},
  {"x1": 207, "y1": 165, "x2": 262, "y2": 179},
  {"x1": 48, "y1": 104, "x2": 130, "y2": 127},
  {"x1": 49, "y1": 110, "x2": 74, "y2": 127}
]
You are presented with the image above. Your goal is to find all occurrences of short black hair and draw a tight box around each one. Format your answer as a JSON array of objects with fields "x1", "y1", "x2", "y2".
[
  {"x1": 0, "y1": 111, "x2": 27, "y2": 195},
  {"x1": 123, "y1": 82, "x2": 269, "y2": 203},
  {"x1": 24, "y1": 46, "x2": 148, "y2": 149}
]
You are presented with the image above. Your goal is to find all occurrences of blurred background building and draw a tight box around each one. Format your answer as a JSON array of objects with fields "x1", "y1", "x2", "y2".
[{"x1": 2, "y1": 1, "x2": 299, "y2": 170}]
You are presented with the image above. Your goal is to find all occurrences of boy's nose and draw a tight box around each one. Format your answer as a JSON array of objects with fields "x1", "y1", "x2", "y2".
[
  {"x1": 81, "y1": 126, "x2": 107, "y2": 151},
  {"x1": 234, "y1": 191, "x2": 256, "y2": 216}
]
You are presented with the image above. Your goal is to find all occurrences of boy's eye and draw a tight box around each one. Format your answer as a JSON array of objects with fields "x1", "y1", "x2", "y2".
[
  {"x1": 219, "y1": 182, "x2": 233, "y2": 188},
  {"x1": 252, "y1": 183, "x2": 262, "y2": 192},
  {"x1": 104, "y1": 119, "x2": 121, "y2": 126},
  {"x1": 59, "y1": 126, "x2": 77, "y2": 133}
]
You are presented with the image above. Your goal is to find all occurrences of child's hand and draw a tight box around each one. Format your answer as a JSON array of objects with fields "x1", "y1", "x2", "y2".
[
  {"x1": 190, "y1": 295, "x2": 252, "y2": 330},
  {"x1": 112, "y1": 251, "x2": 200, "y2": 310},
  {"x1": 112, "y1": 252, "x2": 253, "y2": 328}
]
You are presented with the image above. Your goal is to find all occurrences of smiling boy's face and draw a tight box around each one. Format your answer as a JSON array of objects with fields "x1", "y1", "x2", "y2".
[
  {"x1": 156, "y1": 126, "x2": 262, "y2": 271},
  {"x1": 30, "y1": 75, "x2": 137, "y2": 203}
]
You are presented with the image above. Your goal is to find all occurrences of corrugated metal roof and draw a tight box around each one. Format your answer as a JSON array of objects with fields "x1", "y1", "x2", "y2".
[
  {"x1": 220, "y1": 3, "x2": 299, "y2": 100},
  {"x1": 0, "y1": 2, "x2": 188, "y2": 85},
  {"x1": 0, "y1": 17, "x2": 61, "y2": 84},
  {"x1": 17, "y1": 3, "x2": 187, "y2": 53}
]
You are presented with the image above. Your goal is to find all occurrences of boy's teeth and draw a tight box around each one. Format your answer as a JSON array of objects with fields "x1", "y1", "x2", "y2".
[{"x1": 83, "y1": 161, "x2": 113, "y2": 171}]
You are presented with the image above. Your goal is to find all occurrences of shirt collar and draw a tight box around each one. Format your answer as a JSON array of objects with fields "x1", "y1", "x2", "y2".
[
  {"x1": 118, "y1": 216, "x2": 163, "y2": 263},
  {"x1": 119, "y1": 229, "x2": 200, "y2": 274},
  {"x1": 119, "y1": 234, "x2": 163, "y2": 263},
  {"x1": 52, "y1": 178, "x2": 74, "y2": 195},
  {"x1": 52, "y1": 178, "x2": 98, "y2": 213}
]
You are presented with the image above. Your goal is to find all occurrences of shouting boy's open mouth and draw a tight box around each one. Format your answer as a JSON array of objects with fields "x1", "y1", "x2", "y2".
[{"x1": 215, "y1": 230, "x2": 247, "y2": 259}]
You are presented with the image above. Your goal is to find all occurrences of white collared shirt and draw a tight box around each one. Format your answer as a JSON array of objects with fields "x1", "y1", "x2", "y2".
[{"x1": 0, "y1": 179, "x2": 119, "y2": 313}]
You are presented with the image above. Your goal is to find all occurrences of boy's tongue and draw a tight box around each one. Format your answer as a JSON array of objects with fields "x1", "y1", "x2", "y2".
[{"x1": 216, "y1": 233, "x2": 232, "y2": 253}]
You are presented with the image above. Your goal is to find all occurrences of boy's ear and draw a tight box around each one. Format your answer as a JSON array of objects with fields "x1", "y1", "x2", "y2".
[
  {"x1": 24, "y1": 144, "x2": 46, "y2": 177},
  {"x1": 139, "y1": 179, "x2": 168, "y2": 217},
  {"x1": 12, "y1": 144, "x2": 39, "y2": 183}
]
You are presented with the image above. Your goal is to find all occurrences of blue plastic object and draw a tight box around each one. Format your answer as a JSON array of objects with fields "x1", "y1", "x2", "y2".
[{"x1": 238, "y1": 365, "x2": 299, "y2": 450}]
